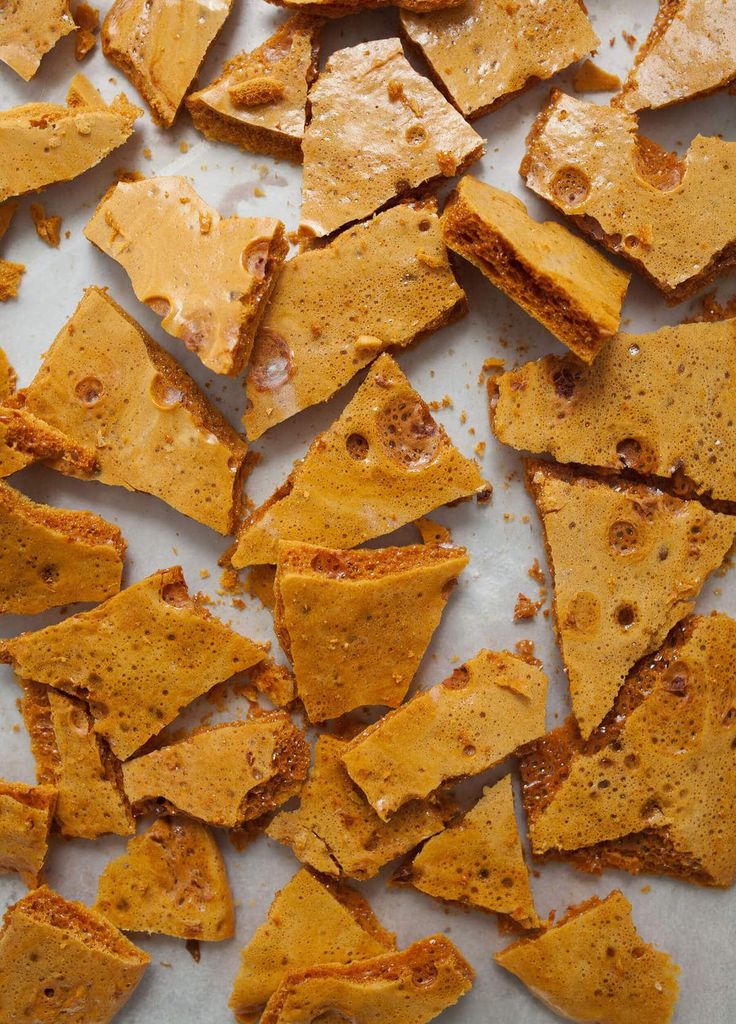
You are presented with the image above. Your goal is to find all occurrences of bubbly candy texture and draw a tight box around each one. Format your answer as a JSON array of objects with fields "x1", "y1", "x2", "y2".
[
  {"x1": 0, "y1": 780, "x2": 56, "y2": 887},
  {"x1": 342, "y1": 649, "x2": 548, "y2": 819},
  {"x1": 267, "y1": 0, "x2": 463, "y2": 16},
  {"x1": 0, "y1": 404, "x2": 97, "y2": 480},
  {"x1": 0, "y1": 0, "x2": 74, "y2": 79},
  {"x1": 245, "y1": 201, "x2": 466, "y2": 438},
  {"x1": 0, "y1": 347, "x2": 15, "y2": 399},
  {"x1": 300, "y1": 38, "x2": 484, "y2": 238},
  {"x1": 496, "y1": 891, "x2": 679, "y2": 1023},
  {"x1": 525, "y1": 460, "x2": 736, "y2": 738},
  {"x1": 274, "y1": 541, "x2": 469, "y2": 721}
]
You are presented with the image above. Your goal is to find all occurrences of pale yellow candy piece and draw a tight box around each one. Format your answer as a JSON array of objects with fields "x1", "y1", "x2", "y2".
[
  {"x1": 526, "y1": 460, "x2": 736, "y2": 738},
  {"x1": 21, "y1": 683, "x2": 134, "y2": 840},
  {"x1": 19, "y1": 287, "x2": 248, "y2": 533},
  {"x1": 0, "y1": 0, "x2": 74, "y2": 80},
  {"x1": 521, "y1": 90, "x2": 736, "y2": 300},
  {"x1": 495, "y1": 891, "x2": 680, "y2": 1024},
  {"x1": 230, "y1": 868, "x2": 395, "y2": 1023},
  {"x1": 0, "y1": 887, "x2": 149, "y2": 1024},
  {"x1": 123, "y1": 715, "x2": 310, "y2": 827},
  {"x1": 1, "y1": 566, "x2": 266, "y2": 760},
  {"x1": 245, "y1": 201, "x2": 466, "y2": 438},
  {"x1": 400, "y1": 0, "x2": 598, "y2": 119},
  {"x1": 300, "y1": 38, "x2": 484, "y2": 238},
  {"x1": 274, "y1": 541, "x2": 468, "y2": 721},
  {"x1": 0, "y1": 780, "x2": 56, "y2": 887},
  {"x1": 442, "y1": 176, "x2": 630, "y2": 363},
  {"x1": 266, "y1": 735, "x2": 451, "y2": 880},
  {"x1": 233, "y1": 353, "x2": 487, "y2": 567},
  {"x1": 0, "y1": 74, "x2": 140, "y2": 203},
  {"x1": 342, "y1": 649, "x2": 548, "y2": 820},
  {"x1": 102, "y1": 0, "x2": 233, "y2": 127},
  {"x1": 95, "y1": 817, "x2": 234, "y2": 940},
  {"x1": 85, "y1": 177, "x2": 287, "y2": 376}
]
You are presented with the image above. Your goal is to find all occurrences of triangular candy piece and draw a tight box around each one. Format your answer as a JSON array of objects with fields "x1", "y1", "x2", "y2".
[
  {"x1": 0, "y1": 779, "x2": 56, "y2": 886},
  {"x1": 1, "y1": 567, "x2": 265, "y2": 760},
  {"x1": 300, "y1": 38, "x2": 483, "y2": 238},
  {"x1": 526, "y1": 460, "x2": 736, "y2": 737},
  {"x1": 395, "y1": 776, "x2": 538, "y2": 928},
  {"x1": 0, "y1": 0, "x2": 74, "y2": 80},
  {"x1": 187, "y1": 15, "x2": 322, "y2": 162},
  {"x1": 274, "y1": 541, "x2": 469, "y2": 721},
  {"x1": 0, "y1": 405, "x2": 97, "y2": 480},
  {"x1": 230, "y1": 868, "x2": 395, "y2": 1023},
  {"x1": 233, "y1": 353, "x2": 487, "y2": 566},
  {"x1": 495, "y1": 891, "x2": 680, "y2": 1024},
  {"x1": 0, "y1": 347, "x2": 15, "y2": 398},
  {"x1": 95, "y1": 817, "x2": 234, "y2": 940}
]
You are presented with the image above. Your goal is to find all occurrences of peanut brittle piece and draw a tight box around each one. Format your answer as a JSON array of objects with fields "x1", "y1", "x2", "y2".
[
  {"x1": 0, "y1": 0, "x2": 74, "y2": 80},
  {"x1": 0, "y1": 780, "x2": 56, "y2": 887}
]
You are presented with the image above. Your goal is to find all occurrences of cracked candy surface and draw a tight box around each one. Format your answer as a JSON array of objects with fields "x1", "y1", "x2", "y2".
[
  {"x1": 274, "y1": 541, "x2": 468, "y2": 721},
  {"x1": 19, "y1": 287, "x2": 248, "y2": 533},
  {"x1": 396, "y1": 776, "x2": 538, "y2": 927},
  {"x1": 1, "y1": 566, "x2": 265, "y2": 760},
  {"x1": 0, "y1": 0, "x2": 74, "y2": 80},
  {"x1": 491, "y1": 320, "x2": 736, "y2": 503},
  {"x1": 123, "y1": 715, "x2": 310, "y2": 828},
  {"x1": 342, "y1": 649, "x2": 548, "y2": 819},
  {"x1": 261, "y1": 934, "x2": 474, "y2": 1024},
  {"x1": 266, "y1": 735, "x2": 450, "y2": 880},
  {"x1": 233, "y1": 353, "x2": 486, "y2": 566},
  {"x1": 0, "y1": 480, "x2": 125, "y2": 614},
  {"x1": 95, "y1": 817, "x2": 234, "y2": 940},
  {"x1": 401, "y1": 0, "x2": 597, "y2": 120},
  {"x1": 496, "y1": 891, "x2": 679, "y2": 1024},
  {"x1": 300, "y1": 38, "x2": 484, "y2": 238},
  {"x1": 102, "y1": 0, "x2": 233, "y2": 127},
  {"x1": 0, "y1": 74, "x2": 140, "y2": 202},
  {"x1": 0, "y1": 405, "x2": 97, "y2": 481},
  {"x1": 0, "y1": 780, "x2": 56, "y2": 887},
  {"x1": 245, "y1": 201, "x2": 466, "y2": 438},
  {"x1": 616, "y1": 0, "x2": 736, "y2": 111},
  {"x1": 521, "y1": 90, "x2": 736, "y2": 300},
  {"x1": 0, "y1": 886, "x2": 149, "y2": 1024},
  {"x1": 526, "y1": 461, "x2": 736, "y2": 738},
  {"x1": 187, "y1": 15, "x2": 322, "y2": 161},
  {"x1": 21, "y1": 683, "x2": 134, "y2": 840},
  {"x1": 85, "y1": 177, "x2": 287, "y2": 376},
  {"x1": 442, "y1": 176, "x2": 629, "y2": 363},
  {"x1": 519, "y1": 614, "x2": 736, "y2": 887},
  {"x1": 230, "y1": 868, "x2": 395, "y2": 1023}
]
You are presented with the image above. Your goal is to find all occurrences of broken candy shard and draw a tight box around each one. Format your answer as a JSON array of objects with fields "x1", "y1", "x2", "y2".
[
  {"x1": 0, "y1": 0, "x2": 74, "y2": 80},
  {"x1": 341, "y1": 649, "x2": 548, "y2": 820},
  {"x1": 261, "y1": 934, "x2": 474, "y2": 1024},
  {"x1": 0, "y1": 74, "x2": 140, "y2": 203},
  {"x1": 123, "y1": 715, "x2": 310, "y2": 827},
  {"x1": 274, "y1": 540, "x2": 469, "y2": 721},
  {"x1": 84, "y1": 177, "x2": 287, "y2": 376},
  {"x1": 400, "y1": 0, "x2": 598, "y2": 120},
  {"x1": 495, "y1": 891, "x2": 680, "y2": 1024},
  {"x1": 521, "y1": 90, "x2": 736, "y2": 302},
  {"x1": 267, "y1": 0, "x2": 463, "y2": 15},
  {"x1": 0, "y1": 347, "x2": 16, "y2": 399},
  {"x1": 186, "y1": 15, "x2": 322, "y2": 162},
  {"x1": 95, "y1": 817, "x2": 234, "y2": 940},
  {"x1": 1, "y1": 566, "x2": 266, "y2": 761},
  {"x1": 525, "y1": 460, "x2": 736, "y2": 739},
  {"x1": 395, "y1": 775, "x2": 539, "y2": 928},
  {"x1": 18, "y1": 287, "x2": 248, "y2": 533},
  {"x1": 21, "y1": 683, "x2": 134, "y2": 840},
  {"x1": 102, "y1": 0, "x2": 233, "y2": 127},
  {"x1": 442, "y1": 176, "x2": 630, "y2": 364},
  {"x1": 0, "y1": 887, "x2": 149, "y2": 1024},
  {"x1": 0, "y1": 480, "x2": 125, "y2": 614},
  {"x1": 245, "y1": 201, "x2": 467, "y2": 439},
  {"x1": 0, "y1": 780, "x2": 56, "y2": 887},
  {"x1": 230, "y1": 868, "x2": 395, "y2": 1023},
  {"x1": 266, "y1": 734, "x2": 451, "y2": 880},
  {"x1": 616, "y1": 0, "x2": 736, "y2": 112},
  {"x1": 300, "y1": 38, "x2": 484, "y2": 238},
  {"x1": 490, "y1": 320, "x2": 736, "y2": 503},
  {"x1": 233, "y1": 353, "x2": 487, "y2": 567},
  {"x1": 0, "y1": 404, "x2": 98, "y2": 481},
  {"x1": 519, "y1": 613, "x2": 736, "y2": 888}
]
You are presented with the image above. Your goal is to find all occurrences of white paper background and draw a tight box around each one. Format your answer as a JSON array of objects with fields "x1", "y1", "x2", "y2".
[{"x1": 1, "y1": 1, "x2": 735, "y2": 1020}]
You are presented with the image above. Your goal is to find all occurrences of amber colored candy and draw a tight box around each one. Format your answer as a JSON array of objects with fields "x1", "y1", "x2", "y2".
[
  {"x1": 0, "y1": 780, "x2": 56, "y2": 887},
  {"x1": 267, "y1": 0, "x2": 462, "y2": 15},
  {"x1": 0, "y1": 0, "x2": 74, "y2": 79}
]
